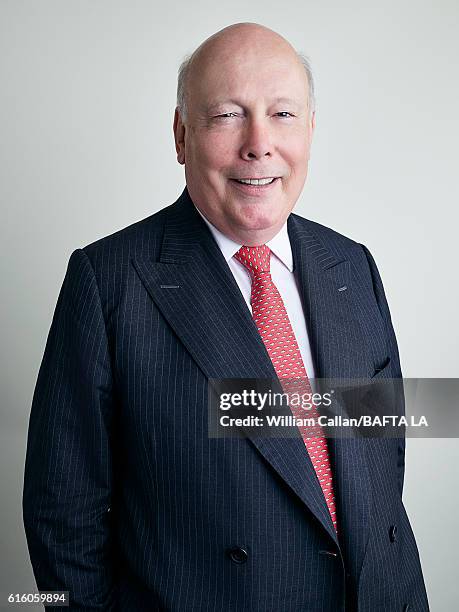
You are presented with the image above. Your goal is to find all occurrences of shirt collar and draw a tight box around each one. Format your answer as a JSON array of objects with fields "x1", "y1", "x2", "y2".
[{"x1": 194, "y1": 203, "x2": 294, "y2": 272}]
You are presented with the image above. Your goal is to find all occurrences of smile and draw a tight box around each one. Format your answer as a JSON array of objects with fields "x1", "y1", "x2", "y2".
[
  {"x1": 233, "y1": 177, "x2": 277, "y2": 185},
  {"x1": 229, "y1": 177, "x2": 281, "y2": 195}
]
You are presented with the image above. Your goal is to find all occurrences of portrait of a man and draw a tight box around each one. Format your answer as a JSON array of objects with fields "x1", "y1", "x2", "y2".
[{"x1": 22, "y1": 22, "x2": 430, "y2": 612}]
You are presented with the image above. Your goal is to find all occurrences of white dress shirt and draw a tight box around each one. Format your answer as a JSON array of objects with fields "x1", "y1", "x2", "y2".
[{"x1": 194, "y1": 205, "x2": 316, "y2": 379}]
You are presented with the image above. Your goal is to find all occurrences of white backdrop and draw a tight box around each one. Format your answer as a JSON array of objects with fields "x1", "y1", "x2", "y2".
[{"x1": 1, "y1": 1, "x2": 458, "y2": 609}]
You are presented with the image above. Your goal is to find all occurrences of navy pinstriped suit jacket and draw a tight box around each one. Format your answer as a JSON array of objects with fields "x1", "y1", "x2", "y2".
[{"x1": 23, "y1": 187, "x2": 429, "y2": 611}]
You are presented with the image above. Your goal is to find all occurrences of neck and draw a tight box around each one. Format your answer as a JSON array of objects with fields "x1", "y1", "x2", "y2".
[{"x1": 215, "y1": 220, "x2": 286, "y2": 246}]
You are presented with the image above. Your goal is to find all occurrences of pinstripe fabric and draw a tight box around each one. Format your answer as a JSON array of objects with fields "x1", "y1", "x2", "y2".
[{"x1": 23, "y1": 187, "x2": 429, "y2": 611}]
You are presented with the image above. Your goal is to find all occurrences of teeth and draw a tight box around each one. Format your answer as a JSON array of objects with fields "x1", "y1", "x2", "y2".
[{"x1": 236, "y1": 177, "x2": 276, "y2": 185}]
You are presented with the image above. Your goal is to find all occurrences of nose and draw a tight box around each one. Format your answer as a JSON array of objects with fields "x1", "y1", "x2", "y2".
[{"x1": 240, "y1": 118, "x2": 272, "y2": 161}]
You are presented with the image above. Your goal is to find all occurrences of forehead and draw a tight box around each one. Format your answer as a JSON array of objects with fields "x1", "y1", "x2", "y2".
[{"x1": 189, "y1": 45, "x2": 308, "y2": 108}]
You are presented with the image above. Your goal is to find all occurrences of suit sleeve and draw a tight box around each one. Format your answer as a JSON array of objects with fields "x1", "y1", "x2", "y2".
[
  {"x1": 359, "y1": 243, "x2": 406, "y2": 497},
  {"x1": 23, "y1": 248, "x2": 116, "y2": 610}
]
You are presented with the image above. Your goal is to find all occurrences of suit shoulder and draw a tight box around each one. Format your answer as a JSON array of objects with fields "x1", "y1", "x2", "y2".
[
  {"x1": 63, "y1": 200, "x2": 177, "y2": 297},
  {"x1": 290, "y1": 212, "x2": 365, "y2": 257},
  {"x1": 81, "y1": 204, "x2": 171, "y2": 263}
]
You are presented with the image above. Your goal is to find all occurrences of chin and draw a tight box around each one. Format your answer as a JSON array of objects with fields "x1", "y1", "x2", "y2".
[{"x1": 234, "y1": 203, "x2": 284, "y2": 229}]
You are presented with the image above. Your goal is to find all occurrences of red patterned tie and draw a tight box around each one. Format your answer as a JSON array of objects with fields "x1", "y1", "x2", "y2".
[{"x1": 234, "y1": 244, "x2": 338, "y2": 533}]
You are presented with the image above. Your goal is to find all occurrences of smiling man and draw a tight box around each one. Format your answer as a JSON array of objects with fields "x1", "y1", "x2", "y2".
[
  {"x1": 23, "y1": 22, "x2": 429, "y2": 612},
  {"x1": 173, "y1": 25, "x2": 313, "y2": 246}
]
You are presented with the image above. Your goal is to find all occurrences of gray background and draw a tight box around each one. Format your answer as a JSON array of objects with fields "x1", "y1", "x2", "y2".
[{"x1": 1, "y1": 0, "x2": 458, "y2": 609}]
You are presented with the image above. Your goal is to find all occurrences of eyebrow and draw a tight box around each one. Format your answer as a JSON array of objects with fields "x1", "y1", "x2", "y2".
[{"x1": 204, "y1": 97, "x2": 302, "y2": 113}]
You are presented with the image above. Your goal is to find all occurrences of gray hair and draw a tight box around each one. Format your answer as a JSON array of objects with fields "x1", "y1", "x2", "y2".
[{"x1": 176, "y1": 51, "x2": 316, "y2": 123}]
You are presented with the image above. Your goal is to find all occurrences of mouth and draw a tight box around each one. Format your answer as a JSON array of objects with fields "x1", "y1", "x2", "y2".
[{"x1": 229, "y1": 176, "x2": 280, "y2": 193}]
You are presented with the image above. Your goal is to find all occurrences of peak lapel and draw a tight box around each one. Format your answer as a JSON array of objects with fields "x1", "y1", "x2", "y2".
[
  {"x1": 288, "y1": 213, "x2": 372, "y2": 574},
  {"x1": 132, "y1": 188, "x2": 275, "y2": 381}
]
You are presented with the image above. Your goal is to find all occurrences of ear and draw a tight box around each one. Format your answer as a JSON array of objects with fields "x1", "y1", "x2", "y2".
[
  {"x1": 173, "y1": 107, "x2": 186, "y2": 165},
  {"x1": 310, "y1": 110, "x2": 316, "y2": 133},
  {"x1": 306, "y1": 110, "x2": 316, "y2": 160}
]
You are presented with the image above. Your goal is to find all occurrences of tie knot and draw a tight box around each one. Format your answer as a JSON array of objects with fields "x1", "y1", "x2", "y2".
[{"x1": 234, "y1": 245, "x2": 271, "y2": 275}]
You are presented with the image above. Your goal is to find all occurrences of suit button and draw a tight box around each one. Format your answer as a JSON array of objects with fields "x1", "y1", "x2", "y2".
[
  {"x1": 402, "y1": 605, "x2": 410, "y2": 611},
  {"x1": 389, "y1": 525, "x2": 398, "y2": 542},
  {"x1": 227, "y1": 546, "x2": 248, "y2": 564}
]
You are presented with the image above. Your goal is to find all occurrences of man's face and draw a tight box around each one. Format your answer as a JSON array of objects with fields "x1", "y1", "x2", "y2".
[{"x1": 173, "y1": 30, "x2": 315, "y2": 245}]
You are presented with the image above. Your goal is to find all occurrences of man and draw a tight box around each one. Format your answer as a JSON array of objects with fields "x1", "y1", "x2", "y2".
[{"x1": 23, "y1": 22, "x2": 429, "y2": 611}]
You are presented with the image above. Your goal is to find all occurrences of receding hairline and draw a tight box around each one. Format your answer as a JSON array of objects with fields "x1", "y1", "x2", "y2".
[
  {"x1": 176, "y1": 24, "x2": 316, "y2": 121},
  {"x1": 190, "y1": 23, "x2": 294, "y2": 69}
]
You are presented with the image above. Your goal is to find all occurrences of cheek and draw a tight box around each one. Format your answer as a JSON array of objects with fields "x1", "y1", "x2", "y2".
[
  {"x1": 282, "y1": 138, "x2": 310, "y2": 181},
  {"x1": 193, "y1": 133, "x2": 237, "y2": 172},
  {"x1": 292, "y1": 131, "x2": 311, "y2": 161}
]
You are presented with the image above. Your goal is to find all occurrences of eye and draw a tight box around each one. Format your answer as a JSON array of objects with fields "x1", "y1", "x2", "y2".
[
  {"x1": 275, "y1": 111, "x2": 295, "y2": 118},
  {"x1": 215, "y1": 112, "x2": 239, "y2": 119}
]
